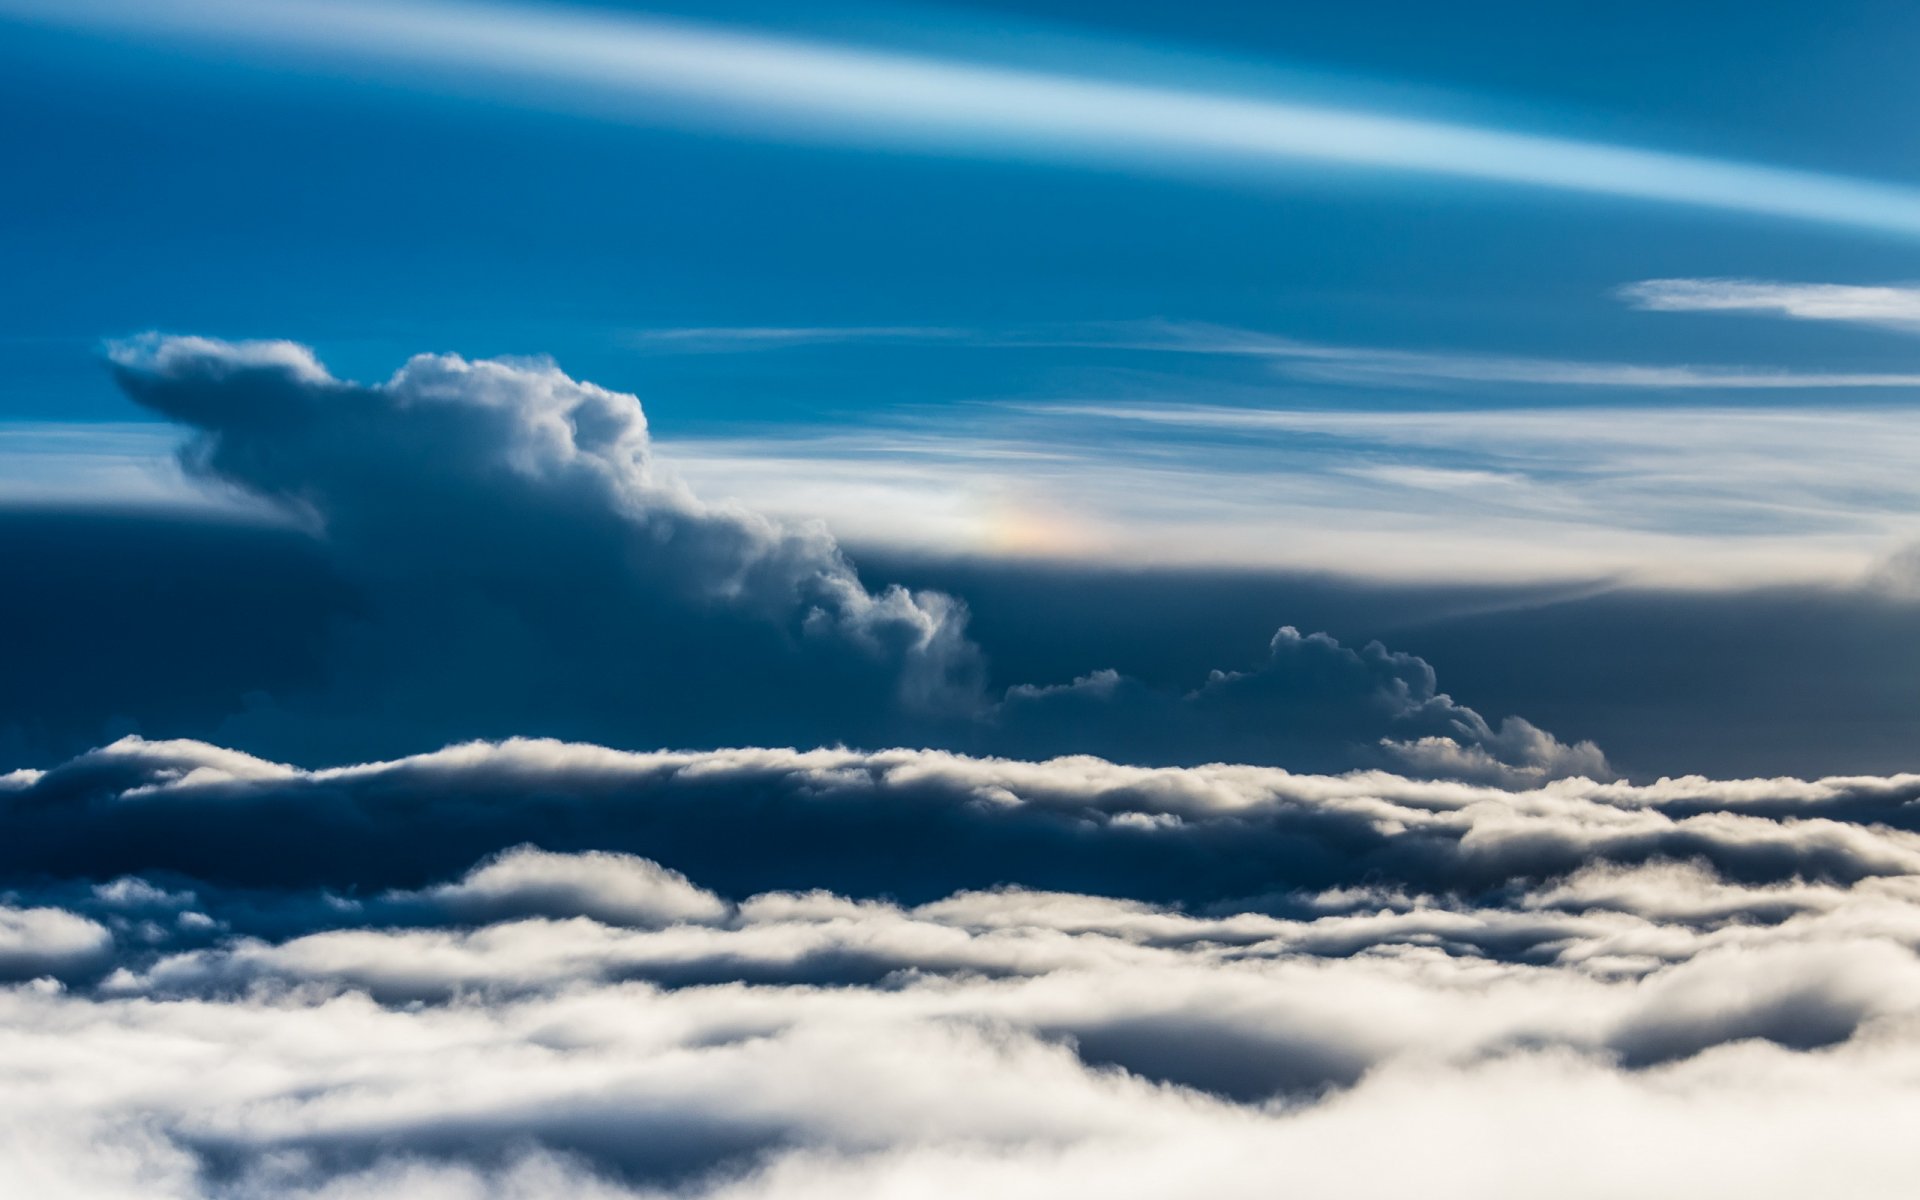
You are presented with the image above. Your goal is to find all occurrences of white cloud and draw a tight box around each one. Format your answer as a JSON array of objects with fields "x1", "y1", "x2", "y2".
[
  {"x1": 408, "y1": 845, "x2": 730, "y2": 929},
  {"x1": 0, "y1": 905, "x2": 112, "y2": 979},
  {"x1": 1622, "y1": 278, "x2": 1920, "y2": 331},
  {"x1": 667, "y1": 400, "x2": 1920, "y2": 585},
  {"x1": 627, "y1": 327, "x2": 973, "y2": 353},
  {"x1": 9, "y1": 0, "x2": 1920, "y2": 235},
  {"x1": 1083, "y1": 319, "x2": 1920, "y2": 387},
  {"x1": 8, "y1": 764, "x2": 1920, "y2": 1196}
]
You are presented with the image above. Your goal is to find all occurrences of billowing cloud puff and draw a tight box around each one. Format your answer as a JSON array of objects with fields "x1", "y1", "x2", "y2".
[
  {"x1": 105, "y1": 333, "x2": 984, "y2": 759},
  {"x1": 1001, "y1": 625, "x2": 1607, "y2": 780},
  {"x1": 4, "y1": 734, "x2": 1920, "y2": 1196},
  {"x1": 0, "y1": 905, "x2": 112, "y2": 980},
  {"x1": 10, "y1": 334, "x2": 1594, "y2": 783},
  {"x1": 407, "y1": 845, "x2": 731, "y2": 929}
]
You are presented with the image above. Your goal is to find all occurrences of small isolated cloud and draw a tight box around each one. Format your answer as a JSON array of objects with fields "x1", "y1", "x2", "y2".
[
  {"x1": 1621, "y1": 278, "x2": 1920, "y2": 331},
  {"x1": 1000, "y1": 626, "x2": 1607, "y2": 782},
  {"x1": 406, "y1": 845, "x2": 731, "y2": 929}
]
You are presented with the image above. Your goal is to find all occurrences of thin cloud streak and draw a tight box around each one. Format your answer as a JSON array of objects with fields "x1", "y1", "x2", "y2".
[
  {"x1": 618, "y1": 318, "x2": 1920, "y2": 389},
  {"x1": 1622, "y1": 278, "x2": 1920, "y2": 332},
  {"x1": 12, "y1": 0, "x2": 1920, "y2": 235},
  {"x1": 1095, "y1": 321, "x2": 1920, "y2": 389},
  {"x1": 627, "y1": 326, "x2": 973, "y2": 353}
]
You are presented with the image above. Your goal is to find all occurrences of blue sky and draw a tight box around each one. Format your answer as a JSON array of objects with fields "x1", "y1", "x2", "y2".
[
  {"x1": 7, "y1": 0, "x2": 1920, "y2": 582},
  {"x1": 23, "y1": 12, "x2": 1920, "y2": 1193}
]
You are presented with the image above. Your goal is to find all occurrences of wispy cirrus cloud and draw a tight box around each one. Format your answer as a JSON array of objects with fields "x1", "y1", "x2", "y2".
[
  {"x1": 1621, "y1": 278, "x2": 1920, "y2": 332},
  {"x1": 627, "y1": 325, "x2": 974, "y2": 353},
  {"x1": 1090, "y1": 320, "x2": 1920, "y2": 389},
  {"x1": 11, "y1": 0, "x2": 1920, "y2": 236},
  {"x1": 619, "y1": 317, "x2": 1920, "y2": 389},
  {"x1": 664, "y1": 400, "x2": 1920, "y2": 585}
]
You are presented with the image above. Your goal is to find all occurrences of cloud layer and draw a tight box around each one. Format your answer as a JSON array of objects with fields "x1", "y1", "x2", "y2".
[{"x1": 5, "y1": 735, "x2": 1920, "y2": 1197}]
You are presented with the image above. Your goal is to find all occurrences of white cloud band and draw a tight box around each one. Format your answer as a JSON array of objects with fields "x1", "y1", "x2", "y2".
[{"x1": 10, "y1": 0, "x2": 1920, "y2": 235}]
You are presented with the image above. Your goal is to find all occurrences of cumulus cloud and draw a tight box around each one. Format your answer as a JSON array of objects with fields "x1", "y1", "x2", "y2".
[
  {"x1": 0, "y1": 905, "x2": 112, "y2": 980},
  {"x1": 405, "y1": 846, "x2": 730, "y2": 929},
  {"x1": 5, "y1": 734, "x2": 1920, "y2": 1196},
  {"x1": 105, "y1": 333, "x2": 984, "y2": 758},
  {"x1": 0, "y1": 333, "x2": 1595, "y2": 782}
]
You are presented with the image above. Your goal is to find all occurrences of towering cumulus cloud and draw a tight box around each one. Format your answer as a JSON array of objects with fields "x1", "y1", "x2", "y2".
[
  {"x1": 106, "y1": 334, "x2": 984, "y2": 756},
  {"x1": 4, "y1": 735, "x2": 1920, "y2": 1196},
  {"x1": 46, "y1": 335, "x2": 1596, "y2": 782}
]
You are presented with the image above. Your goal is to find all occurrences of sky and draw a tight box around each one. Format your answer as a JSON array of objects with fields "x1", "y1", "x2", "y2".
[
  {"x1": 8, "y1": 0, "x2": 1920, "y2": 586},
  {"x1": 7, "y1": 3, "x2": 1920, "y2": 1196}
]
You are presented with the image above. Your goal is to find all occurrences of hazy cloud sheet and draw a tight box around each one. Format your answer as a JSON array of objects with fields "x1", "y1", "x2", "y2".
[{"x1": 669, "y1": 398, "x2": 1920, "y2": 585}]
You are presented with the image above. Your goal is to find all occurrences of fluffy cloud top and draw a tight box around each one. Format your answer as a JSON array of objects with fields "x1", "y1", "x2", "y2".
[
  {"x1": 108, "y1": 333, "x2": 983, "y2": 737},
  {"x1": 1, "y1": 735, "x2": 1903, "y2": 903},
  {"x1": 4, "y1": 735, "x2": 1920, "y2": 1198}
]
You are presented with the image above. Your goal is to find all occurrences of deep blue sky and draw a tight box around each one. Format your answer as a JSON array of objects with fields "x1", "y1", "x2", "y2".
[{"x1": 6, "y1": 0, "x2": 1920, "y2": 424}]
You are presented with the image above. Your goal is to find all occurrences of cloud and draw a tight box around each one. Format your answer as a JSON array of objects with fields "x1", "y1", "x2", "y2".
[
  {"x1": 0, "y1": 334, "x2": 1587, "y2": 781},
  {"x1": 15, "y1": 735, "x2": 1916, "y2": 909},
  {"x1": 627, "y1": 327, "x2": 974, "y2": 353},
  {"x1": 1086, "y1": 319, "x2": 1920, "y2": 387},
  {"x1": 1622, "y1": 278, "x2": 1920, "y2": 332},
  {"x1": 998, "y1": 626, "x2": 1607, "y2": 782},
  {"x1": 0, "y1": 905, "x2": 112, "y2": 980},
  {"x1": 0, "y1": 421, "x2": 231, "y2": 509},
  {"x1": 12, "y1": 0, "x2": 1920, "y2": 236},
  {"x1": 101, "y1": 333, "x2": 985, "y2": 760},
  {"x1": 7, "y1": 745, "x2": 1920, "y2": 1195},
  {"x1": 664, "y1": 397, "x2": 1920, "y2": 586},
  {"x1": 25, "y1": 320, "x2": 1920, "y2": 590},
  {"x1": 406, "y1": 846, "x2": 730, "y2": 929}
]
